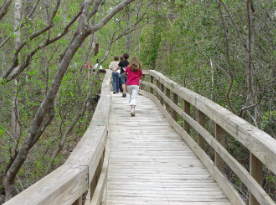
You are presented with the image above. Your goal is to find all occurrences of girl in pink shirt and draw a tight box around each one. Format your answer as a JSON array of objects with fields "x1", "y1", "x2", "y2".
[{"x1": 124, "y1": 56, "x2": 143, "y2": 116}]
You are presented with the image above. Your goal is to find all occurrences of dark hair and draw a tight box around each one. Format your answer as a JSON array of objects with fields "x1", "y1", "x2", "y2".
[
  {"x1": 120, "y1": 56, "x2": 123, "y2": 61},
  {"x1": 96, "y1": 59, "x2": 100, "y2": 63},
  {"x1": 123, "y1": 53, "x2": 129, "y2": 60},
  {"x1": 129, "y1": 56, "x2": 142, "y2": 72},
  {"x1": 114, "y1": 55, "x2": 119, "y2": 61}
]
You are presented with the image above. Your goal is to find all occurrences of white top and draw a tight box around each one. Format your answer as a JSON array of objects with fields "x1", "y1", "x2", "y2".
[
  {"x1": 109, "y1": 61, "x2": 120, "y2": 73},
  {"x1": 93, "y1": 63, "x2": 103, "y2": 69}
]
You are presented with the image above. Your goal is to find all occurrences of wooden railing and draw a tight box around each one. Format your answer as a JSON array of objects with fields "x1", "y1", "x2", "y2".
[
  {"x1": 139, "y1": 70, "x2": 276, "y2": 205},
  {"x1": 4, "y1": 69, "x2": 276, "y2": 205},
  {"x1": 4, "y1": 70, "x2": 112, "y2": 205}
]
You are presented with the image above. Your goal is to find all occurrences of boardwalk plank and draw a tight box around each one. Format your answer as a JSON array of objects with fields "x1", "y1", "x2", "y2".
[{"x1": 106, "y1": 93, "x2": 232, "y2": 204}]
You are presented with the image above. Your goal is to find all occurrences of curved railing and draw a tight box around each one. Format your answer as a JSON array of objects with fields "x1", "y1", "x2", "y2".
[
  {"x1": 4, "y1": 69, "x2": 276, "y2": 205},
  {"x1": 4, "y1": 70, "x2": 112, "y2": 205},
  {"x1": 139, "y1": 70, "x2": 276, "y2": 205}
]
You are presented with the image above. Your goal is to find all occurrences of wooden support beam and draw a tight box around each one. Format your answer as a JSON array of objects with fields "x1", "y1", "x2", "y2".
[
  {"x1": 156, "y1": 80, "x2": 160, "y2": 101},
  {"x1": 184, "y1": 100, "x2": 190, "y2": 134},
  {"x1": 140, "y1": 74, "x2": 145, "y2": 90},
  {"x1": 72, "y1": 197, "x2": 82, "y2": 205},
  {"x1": 249, "y1": 154, "x2": 262, "y2": 205},
  {"x1": 160, "y1": 83, "x2": 164, "y2": 105},
  {"x1": 215, "y1": 124, "x2": 224, "y2": 172},
  {"x1": 166, "y1": 88, "x2": 170, "y2": 113},
  {"x1": 198, "y1": 110, "x2": 205, "y2": 149},
  {"x1": 94, "y1": 43, "x2": 99, "y2": 56},
  {"x1": 150, "y1": 76, "x2": 154, "y2": 94},
  {"x1": 90, "y1": 153, "x2": 104, "y2": 200},
  {"x1": 172, "y1": 93, "x2": 178, "y2": 121}
]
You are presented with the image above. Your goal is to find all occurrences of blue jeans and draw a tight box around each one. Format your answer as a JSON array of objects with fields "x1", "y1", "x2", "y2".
[
  {"x1": 112, "y1": 72, "x2": 119, "y2": 92},
  {"x1": 120, "y1": 73, "x2": 127, "y2": 84}
]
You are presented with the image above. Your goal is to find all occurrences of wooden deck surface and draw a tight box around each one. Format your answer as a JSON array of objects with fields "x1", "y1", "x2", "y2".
[{"x1": 105, "y1": 92, "x2": 232, "y2": 205}]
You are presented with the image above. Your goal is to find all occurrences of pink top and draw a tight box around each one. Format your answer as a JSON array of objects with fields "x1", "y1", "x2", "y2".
[{"x1": 125, "y1": 65, "x2": 143, "y2": 86}]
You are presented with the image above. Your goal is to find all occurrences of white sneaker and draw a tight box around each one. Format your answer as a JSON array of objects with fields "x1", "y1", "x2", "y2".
[{"x1": 130, "y1": 109, "x2": 135, "y2": 116}]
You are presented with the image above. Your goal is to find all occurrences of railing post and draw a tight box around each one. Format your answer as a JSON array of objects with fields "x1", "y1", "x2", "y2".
[
  {"x1": 184, "y1": 100, "x2": 190, "y2": 134},
  {"x1": 140, "y1": 74, "x2": 145, "y2": 90},
  {"x1": 172, "y1": 93, "x2": 178, "y2": 121},
  {"x1": 249, "y1": 153, "x2": 262, "y2": 205},
  {"x1": 90, "y1": 153, "x2": 104, "y2": 200},
  {"x1": 160, "y1": 83, "x2": 164, "y2": 105},
  {"x1": 198, "y1": 110, "x2": 205, "y2": 149},
  {"x1": 166, "y1": 88, "x2": 170, "y2": 113},
  {"x1": 72, "y1": 197, "x2": 82, "y2": 205},
  {"x1": 215, "y1": 124, "x2": 224, "y2": 172},
  {"x1": 150, "y1": 76, "x2": 154, "y2": 94},
  {"x1": 156, "y1": 80, "x2": 160, "y2": 101}
]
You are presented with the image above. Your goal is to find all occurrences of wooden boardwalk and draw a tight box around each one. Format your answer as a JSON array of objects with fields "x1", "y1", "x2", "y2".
[{"x1": 106, "y1": 92, "x2": 232, "y2": 205}]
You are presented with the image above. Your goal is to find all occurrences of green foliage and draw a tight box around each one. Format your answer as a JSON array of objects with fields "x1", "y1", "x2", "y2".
[
  {"x1": 139, "y1": 25, "x2": 162, "y2": 68},
  {"x1": 261, "y1": 111, "x2": 276, "y2": 134}
]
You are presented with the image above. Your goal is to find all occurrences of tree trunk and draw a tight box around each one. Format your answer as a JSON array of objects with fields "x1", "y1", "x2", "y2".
[
  {"x1": 136, "y1": 0, "x2": 141, "y2": 53},
  {"x1": 46, "y1": 64, "x2": 94, "y2": 174},
  {"x1": 7, "y1": 0, "x2": 22, "y2": 200},
  {"x1": 0, "y1": 0, "x2": 12, "y2": 21},
  {"x1": 24, "y1": 0, "x2": 33, "y2": 16},
  {"x1": 4, "y1": 0, "x2": 136, "y2": 201},
  {"x1": 86, "y1": 31, "x2": 96, "y2": 119},
  {"x1": 125, "y1": 6, "x2": 131, "y2": 52},
  {"x1": 242, "y1": 0, "x2": 254, "y2": 118}
]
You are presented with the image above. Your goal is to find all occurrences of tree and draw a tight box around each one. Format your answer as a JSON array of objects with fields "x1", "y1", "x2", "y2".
[{"x1": 1, "y1": 0, "x2": 137, "y2": 201}]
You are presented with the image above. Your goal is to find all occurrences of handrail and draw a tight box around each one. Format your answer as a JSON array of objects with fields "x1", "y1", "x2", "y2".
[
  {"x1": 140, "y1": 70, "x2": 276, "y2": 205},
  {"x1": 4, "y1": 69, "x2": 112, "y2": 205}
]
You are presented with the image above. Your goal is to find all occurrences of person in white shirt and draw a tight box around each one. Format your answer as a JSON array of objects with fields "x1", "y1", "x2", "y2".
[
  {"x1": 93, "y1": 59, "x2": 103, "y2": 69},
  {"x1": 109, "y1": 56, "x2": 120, "y2": 93}
]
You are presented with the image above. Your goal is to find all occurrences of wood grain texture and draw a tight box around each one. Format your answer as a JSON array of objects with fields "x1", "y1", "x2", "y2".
[
  {"x1": 106, "y1": 92, "x2": 232, "y2": 204},
  {"x1": 90, "y1": 140, "x2": 109, "y2": 205},
  {"x1": 4, "y1": 70, "x2": 112, "y2": 205},
  {"x1": 142, "y1": 82, "x2": 275, "y2": 205},
  {"x1": 143, "y1": 71, "x2": 276, "y2": 175},
  {"x1": 145, "y1": 92, "x2": 245, "y2": 205},
  {"x1": 84, "y1": 140, "x2": 109, "y2": 205},
  {"x1": 65, "y1": 69, "x2": 111, "y2": 180},
  {"x1": 4, "y1": 165, "x2": 88, "y2": 205}
]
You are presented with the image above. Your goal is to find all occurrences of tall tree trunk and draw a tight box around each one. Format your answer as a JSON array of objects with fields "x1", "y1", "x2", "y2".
[
  {"x1": 7, "y1": 0, "x2": 22, "y2": 200},
  {"x1": 86, "y1": 31, "x2": 96, "y2": 120},
  {"x1": 46, "y1": 69, "x2": 89, "y2": 174},
  {"x1": 125, "y1": 6, "x2": 131, "y2": 52},
  {"x1": 4, "y1": 0, "x2": 135, "y2": 201},
  {"x1": 242, "y1": 0, "x2": 254, "y2": 118},
  {"x1": 136, "y1": 0, "x2": 141, "y2": 53}
]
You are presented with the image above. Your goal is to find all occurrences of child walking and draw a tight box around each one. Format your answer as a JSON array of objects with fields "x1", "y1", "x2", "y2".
[
  {"x1": 124, "y1": 56, "x2": 143, "y2": 116},
  {"x1": 115, "y1": 53, "x2": 129, "y2": 97},
  {"x1": 118, "y1": 56, "x2": 123, "y2": 93},
  {"x1": 109, "y1": 55, "x2": 120, "y2": 94}
]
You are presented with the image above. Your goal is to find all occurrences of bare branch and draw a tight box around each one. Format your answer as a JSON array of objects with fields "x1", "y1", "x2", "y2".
[
  {"x1": 219, "y1": 0, "x2": 248, "y2": 50},
  {"x1": 1, "y1": 2, "x2": 84, "y2": 82},
  {"x1": 87, "y1": 0, "x2": 104, "y2": 21},
  {"x1": 0, "y1": 0, "x2": 12, "y2": 21},
  {"x1": 5, "y1": 129, "x2": 17, "y2": 145},
  {"x1": 239, "y1": 95, "x2": 262, "y2": 116},
  {"x1": 98, "y1": 1, "x2": 152, "y2": 64},
  {"x1": 89, "y1": 0, "x2": 136, "y2": 33},
  {"x1": 26, "y1": 0, "x2": 41, "y2": 19},
  {"x1": 1, "y1": 1, "x2": 61, "y2": 81},
  {"x1": 218, "y1": 1, "x2": 236, "y2": 115},
  {"x1": 47, "y1": 5, "x2": 83, "y2": 44}
]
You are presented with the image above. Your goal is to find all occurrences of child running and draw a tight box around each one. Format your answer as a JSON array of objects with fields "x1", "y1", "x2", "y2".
[{"x1": 124, "y1": 56, "x2": 143, "y2": 116}]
